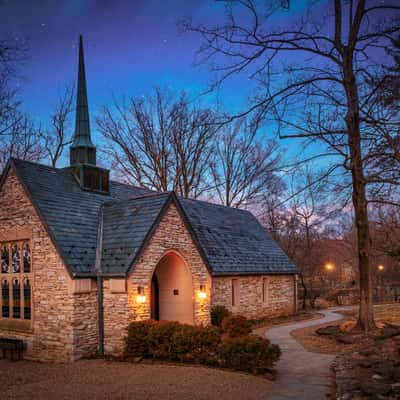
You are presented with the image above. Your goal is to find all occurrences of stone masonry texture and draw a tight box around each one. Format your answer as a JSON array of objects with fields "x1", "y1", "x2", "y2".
[
  {"x1": 0, "y1": 169, "x2": 296, "y2": 361},
  {"x1": 0, "y1": 169, "x2": 98, "y2": 362},
  {"x1": 103, "y1": 202, "x2": 212, "y2": 355},
  {"x1": 212, "y1": 275, "x2": 295, "y2": 318}
]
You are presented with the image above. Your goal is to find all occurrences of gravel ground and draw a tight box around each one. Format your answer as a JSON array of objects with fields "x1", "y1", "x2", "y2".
[{"x1": 0, "y1": 358, "x2": 271, "y2": 400}]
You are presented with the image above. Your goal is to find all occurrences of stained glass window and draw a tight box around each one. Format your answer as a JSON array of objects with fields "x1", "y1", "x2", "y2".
[
  {"x1": 12, "y1": 279, "x2": 21, "y2": 319},
  {"x1": 24, "y1": 278, "x2": 31, "y2": 320},
  {"x1": 1, "y1": 279, "x2": 9, "y2": 318},
  {"x1": 1, "y1": 240, "x2": 32, "y2": 323},
  {"x1": 1, "y1": 245, "x2": 9, "y2": 273},
  {"x1": 23, "y1": 242, "x2": 31, "y2": 273},
  {"x1": 12, "y1": 244, "x2": 20, "y2": 273}
]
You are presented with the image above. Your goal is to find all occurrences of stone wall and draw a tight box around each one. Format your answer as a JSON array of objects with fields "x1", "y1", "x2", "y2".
[
  {"x1": 103, "y1": 201, "x2": 211, "y2": 356},
  {"x1": 212, "y1": 274, "x2": 295, "y2": 319},
  {"x1": 0, "y1": 168, "x2": 98, "y2": 361},
  {"x1": 72, "y1": 287, "x2": 98, "y2": 360},
  {"x1": 102, "y1": 278, "x2": 129, "y2": 355}
]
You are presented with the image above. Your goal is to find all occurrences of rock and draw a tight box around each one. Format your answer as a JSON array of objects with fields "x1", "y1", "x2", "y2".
[
  {"x1": 359, "y1": 349, "x2": 375, "y2": 356},
  {"x1": 392, "y1": 382, "x2": 400, "y2": 391},
  {"x1": 374, "y1": 361, "x2": 395, "y2": 379},
  {"x1": 316, "y1": 325, "x2": 341, "y2": 336},
  {"x1": 358, "y1": 359, "x2": 373, "y2": 368},
  {"x1": 360, "y1": 381, "x2": 391, "y2": 395},
  {"x1": 393, "y1": 366, "x2": 400, "y2": 380},
  {"x1": 336, "y1": 334, "x2": 358, "y2": 344}
]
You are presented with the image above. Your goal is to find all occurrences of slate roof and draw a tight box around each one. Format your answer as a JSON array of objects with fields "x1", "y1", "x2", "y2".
[
  {"x1": 8, "y1": 159, "x2": 149, "y2": 275},
  {"x1": 4, "y1": 158, "x2": 298, "y2": 277},
  {"x1": 101, "y1": 193, "x2": 171, "y2": 274},
  {"x1": 180, "y1": 198, "x2": 298, "y2": 275}
]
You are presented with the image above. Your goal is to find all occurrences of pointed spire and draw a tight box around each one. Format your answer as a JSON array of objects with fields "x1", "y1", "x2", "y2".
[{"x1": 72, "y1": 35, "x2": 94, "y2": 149}]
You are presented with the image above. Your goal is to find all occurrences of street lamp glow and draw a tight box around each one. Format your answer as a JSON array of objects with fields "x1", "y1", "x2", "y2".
[{"x1": 325, "y1": 262, "x2": 334, "y2": 271}]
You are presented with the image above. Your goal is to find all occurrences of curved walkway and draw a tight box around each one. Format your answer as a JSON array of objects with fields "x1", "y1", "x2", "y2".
[{"x1": 264, "y1": 307, "x2": 352, "y2": 400}]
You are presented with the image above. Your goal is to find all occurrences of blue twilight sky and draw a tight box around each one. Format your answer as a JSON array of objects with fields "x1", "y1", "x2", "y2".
[
  {"x1": 1, "y1": 0, "x2": 391, "y2": 172},
  {"x1": 0, "y1": 1, "x2": 313, "y2": 124}
]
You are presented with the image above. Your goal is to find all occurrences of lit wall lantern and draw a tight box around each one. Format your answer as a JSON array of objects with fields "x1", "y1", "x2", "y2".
[
  {"x1": 198, "y1": 284, "x2": 207, "y2": 299},
  {"x1": 325, "y1": 262, "x2": 335, "y2": 271},
  {"x1": 377, "y1": 264, "x2": 384, "y2": 271},
  {"x1": 136, "y1": 286, "x2": 146, "y2": 303}
]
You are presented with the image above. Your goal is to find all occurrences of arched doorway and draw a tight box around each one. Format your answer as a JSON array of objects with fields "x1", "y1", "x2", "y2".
[
  {"x1": 150, "y1": 251, "x2": 194, "y2": 324},
  {"x1": 150, "y1": 274, "x2": 159, "y2": 320}
]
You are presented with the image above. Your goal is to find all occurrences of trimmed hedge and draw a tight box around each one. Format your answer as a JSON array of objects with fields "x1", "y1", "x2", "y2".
[
  {"x1": 221, "y1": 315, "x2": 252, "y2": 338},
  {"x1": 125, "y1": 319, "x2": 157, "y2": 357},
  {"x1": 211, "y1": 305, "x2": 231, "y2": 327},
  {"x1": 219, "y1": 336, "x2": 281, "y2": 373},
  {"x1": 125, "y1": 318, "x2": 280, "y2": 375}
]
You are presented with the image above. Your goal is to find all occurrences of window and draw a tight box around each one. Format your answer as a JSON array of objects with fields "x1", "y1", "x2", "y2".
[
  {"x1": 232, "y1": 279, "x2": 240, "y2": 307},
  {"x1": 262, "y1": 278, "x2": 269, "y2": 305},
  {"x1": 0, "y1": 240, "x2": 32, "y2": 326}
]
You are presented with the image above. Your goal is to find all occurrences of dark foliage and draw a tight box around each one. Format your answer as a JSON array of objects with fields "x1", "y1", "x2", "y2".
[
  {"x1": 211, "y1": 305, "x2": 231, "y2": 327},
  {"x1": 219, "y1": 335, "x2": 281, "y2": 373},
  {"x1": 124, "y1": 318, "x2": 280, "y2": 374},
  {"x1": 221, "y1": 315, "x2": 252, "y2": 337}
]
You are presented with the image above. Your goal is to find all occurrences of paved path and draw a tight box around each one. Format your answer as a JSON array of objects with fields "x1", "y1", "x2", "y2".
[{"x1": 264, "y1": 307, "x2": 352, "y2": 400}]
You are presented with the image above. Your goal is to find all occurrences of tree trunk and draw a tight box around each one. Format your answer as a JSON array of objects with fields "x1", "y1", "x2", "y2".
[
  {"x1": 299, "y1": 273, "x2": 308, "y2": 309},
  {"x1": 344, "y1": 51, "x2": 375, "y2": 331}
]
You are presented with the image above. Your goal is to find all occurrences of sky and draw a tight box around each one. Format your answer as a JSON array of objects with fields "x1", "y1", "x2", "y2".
[
  {"x1": 0, "y1": 0, "x2": 314, "y2": 133},
  {"x1": 0, "y1": 0, "x2": 393, "y2": 172},
  {"x1": 1, "y1": 1, "x2": 237, "y2": 123}
]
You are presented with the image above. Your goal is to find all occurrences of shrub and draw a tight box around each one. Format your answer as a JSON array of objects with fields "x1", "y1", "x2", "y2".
[
  {"x1": 124, "y1": 319, "x2": 280, "y2": 375},
  {"x1": 124, "y1": 319, "x2": 157, "y2": 357},
  {"x1": 125, "y1": 320, "x2": 221, "y2": 363},
  {"x1": 211, "y1": 305, "x2": 231, "y2": 327},
  {"x1": 219, "y1": 335, "x2": 281, "y2": 373},
  {"x1": 147, "y1": 320, "x2": 183, "y2": 360},
  {"x1": 221, "y1": 315, "x2": 252, "y2": 337}
]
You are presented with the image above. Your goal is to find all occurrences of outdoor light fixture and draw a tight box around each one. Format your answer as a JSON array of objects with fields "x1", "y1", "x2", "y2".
[
  {"x1": 377, "y1": 265, "x2": 385, "y2": 271},
  {"x1": 136, "y1": 286, "x2": 146, "y2": 303},
  {"x1": 325, "y1": 262, "x2": 334, "y2": 271},
  {"x1": 199, "y1": 284, "x2": 207, "y2": 299}
]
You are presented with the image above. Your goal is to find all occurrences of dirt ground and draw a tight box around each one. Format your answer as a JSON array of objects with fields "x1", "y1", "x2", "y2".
[
  {"x1": 290, "y1": 318, "x2": 376, "y2": 354},
  {"x1": 291, "y1": 307, "x2": 399, "y2": 355},
  {"x1": 0, "y1": 358, "x2": 272, "y2": 400}
]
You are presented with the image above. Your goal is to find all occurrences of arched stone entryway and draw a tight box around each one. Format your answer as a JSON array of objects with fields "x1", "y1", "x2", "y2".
[{"x1": 151, "y1": 251, "x2": 194, "y2": 324}]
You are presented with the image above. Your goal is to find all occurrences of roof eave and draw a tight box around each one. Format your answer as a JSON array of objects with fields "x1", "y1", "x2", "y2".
[{"x1": 211, "y1": 270, "x2": 299, "y2": 277}]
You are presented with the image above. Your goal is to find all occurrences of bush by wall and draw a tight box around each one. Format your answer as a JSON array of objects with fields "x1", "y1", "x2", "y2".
[
  {"x1": 211, "y1": 305, "x2": 231, "y2": 327},
  {"x1": 221, "y1": 315, "x2": 252, "y2": 338},
  {"x1": 219, "y1": 336, "x2": 281, "y2": 373},
  {"x1": 125, "y1": 319, "x2": 157, "y2": 357},
  {"x1": 125, "y1": 318, "x2": 280, "y2": 375}
]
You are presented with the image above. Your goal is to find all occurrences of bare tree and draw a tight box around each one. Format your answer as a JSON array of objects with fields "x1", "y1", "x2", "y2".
[
  {"x1": 0, "y1": 37, "x2": 27, "y2": 138},
  {"x1": 211, "y1": 118, "x2": 281, "y2": 208},
  {"x1": 40, "y1": 85, "x2": 74, "y2": 167},
  {"x1": 97, "y1": 88, "x2": 216, "y2": 197},
  {"x1": 170, "y1": 96, "x2": 217, "y2": 198},
  {"x1": 0, "y1": 112, "x2": 44, "y2": 170},
  {"x1": 185, "y1": 0, "x2": 400, "y2": 330},
  {"x1": 0, "y1": 37, "x2": 44, "y2": 170}
]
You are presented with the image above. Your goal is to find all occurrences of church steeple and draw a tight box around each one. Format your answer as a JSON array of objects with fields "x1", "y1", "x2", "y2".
[
  {"x1": 70, "y1": 35, "x2": 96, "y2": 166},
  {"x1": 69, "y1": 35, "x2": 109, "y2": 194}
]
